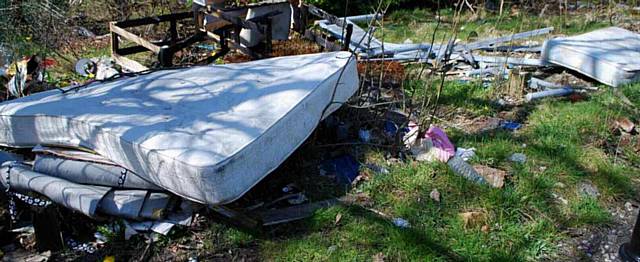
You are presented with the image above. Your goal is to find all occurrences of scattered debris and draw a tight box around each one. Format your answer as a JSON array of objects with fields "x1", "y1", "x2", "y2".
[
  {"x1": 460, "y1": 211, "x2": 487, "y2": 229},
  {"x1": 1, "y1": 249, "x2": 51, "y2": 262},
  {"x1": 455, "y1": 147, "x2": 477, "y2": 162},
  {"x1": 365, "y1": 163, "x2": 390, "y2": 175},
  {"x1": 615, "y1": 118, "x2": 636, "y2": 134},
  {"x1": 462, "y1": 116, "x2": 502, "y2": 134},
  {"x1": 358, "y1": 129, "x2": 372, "y2": 143},
  {"x1": 411, "y1": 126, "x2": 455, "y2": 163},
  {"x1": 448, "y1": 156, "x2": 487, "y2": 185},
  {"x1": 500, "y1": 121, "x2": 522, "y2": 131},
  {"x1": 392, "y1": 217, "x2": 411, "y2": 229},
  {"x1": 525, "y1": 87, "x2": 574, "y2": 102},
  {"x1": 334, "y1": 213, "x2": 342, "y2": 225},
  {"x1": 473, "y1": 165, "x2": 507, "y2": 188},
  {"x1": 430, "y1": 189, "x2": 441, "y2": 202},
  {"x1": 578, "y1": 181, "x2": 601, "y2": 198},
  {"x1": 372, "y1": 252, "x2": 386, "y2": 262},
  {"x1": 2, "y1": 4, "x2": 640, "y2": 259},
  {"x1": 320, "y1": 154, "x2": 361, "y2": 185},
  {"x1": 509, "y1": 153, "x2": 527, "y2": 164}
]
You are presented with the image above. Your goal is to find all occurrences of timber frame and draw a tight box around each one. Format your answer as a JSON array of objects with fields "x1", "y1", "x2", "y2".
[
  {"x1": 108, "y1": 2, "x2": 356, "y2": 71},
  {"x1": 109, "y1": 2, "x2": 297, "y2": 71}
]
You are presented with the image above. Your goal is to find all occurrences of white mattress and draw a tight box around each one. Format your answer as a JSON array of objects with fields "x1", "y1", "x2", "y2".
[
  {"x1": 542, "y1": 27, "x2": 640, "y2": 87},
  {"x1": 0, "y1": 52, "x2": 359, "y2": 205}
]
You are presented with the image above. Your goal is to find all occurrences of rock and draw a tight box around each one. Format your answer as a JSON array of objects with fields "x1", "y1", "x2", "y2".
[
  {"x1": 578, "y1": 181, "x2": 600, "y2": 198},
  {"x1": 509, "y1": 153, "x2": 527, "y2": 164},
  {"x1": 473, "y1": 165, "x2": 507, "y2": 188},
  {"x1": 430, "y1": 189, "x2": 441, "y2": 202},
  {"x1": 403, "y1": 39, "x2": 414, "y2": 44}
]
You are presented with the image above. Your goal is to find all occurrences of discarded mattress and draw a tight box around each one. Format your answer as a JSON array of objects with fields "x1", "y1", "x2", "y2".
[
  {"x1": 542, "y1": 27, "x2": 640, "y2": 87},
  {"x1": 33, "y1": 153, "x2": 162, "y2": 190},
  {"x1": 1, "y1": 162, "x2": 173, "y2": 219},
  {"x1": 1, "y1": 162, "x2": 110, "y2": 216},
  {"x1": 0, "y1": 52, "x2": 359, "y2": 205}
]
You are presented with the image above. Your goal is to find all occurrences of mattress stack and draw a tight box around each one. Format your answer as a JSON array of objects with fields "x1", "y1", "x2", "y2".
[{"x1": 0, "y1": 52, "x2": 359, "y2": 222}]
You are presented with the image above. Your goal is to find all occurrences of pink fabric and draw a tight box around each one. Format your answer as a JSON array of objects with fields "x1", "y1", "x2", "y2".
[{"x1": 425, "y1": 126, "x2": 455, "y2": 163}]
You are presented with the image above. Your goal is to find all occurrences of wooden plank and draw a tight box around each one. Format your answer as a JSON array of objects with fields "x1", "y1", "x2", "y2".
[
  {"x1": 110, "y1": 23, "x2": 161, "y2": 54},
  {"x1": 114, "y1": 11, "x2": 192, "y2": 28},
  {"x1": 110, "y1": 31, "x2": 119, "y2": 54},
  {"x1": 259, "y1": 199, "x2": 338, "y2": 226},
  {"x1": 170, "y1": 19, "x2": 178, "y2": 45},
  {"x1": 210, "y1": 206, "x2": 260, "y2": 229},
  {"x1": 116, "y1": 40, "x2": 175, "y2": 56},
  {"x1": 112, "y1": 53, "x2": 149, "y2": 72}
]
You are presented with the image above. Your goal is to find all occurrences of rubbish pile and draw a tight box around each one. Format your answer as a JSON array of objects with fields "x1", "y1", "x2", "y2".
[
  {"x1": 309, "y1": 11, "x2": 640, "y2": 190},
  {"x1": 1, "y1": 55, "x2": 56, "y2": 100},
  {"x1": 0, "y1": 51, "x2": 359, "y2": 253},
  {"x1": 318, "y1": 13, "x2": 640, "y2": 96},
  {"x1": 2, "y1": 4, "x2": 640, "y2": 257}
]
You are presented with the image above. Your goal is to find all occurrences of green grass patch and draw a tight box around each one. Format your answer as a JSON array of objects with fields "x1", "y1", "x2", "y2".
[{"x1": 375, "y1": 8, "x2": 612, "y2": 44}]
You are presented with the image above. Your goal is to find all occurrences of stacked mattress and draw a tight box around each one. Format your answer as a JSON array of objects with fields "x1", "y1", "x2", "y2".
[{"x1": 0, "y1": 51, "x2": 359, "y2": 205}]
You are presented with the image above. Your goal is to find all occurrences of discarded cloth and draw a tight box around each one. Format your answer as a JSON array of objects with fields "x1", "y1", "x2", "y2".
[
  {"x1": 410, "y1": 126, "x2": 455, "y2": 163},
  {"x1": 425, "y1": 126, "x2": 456, "y2": 163}
]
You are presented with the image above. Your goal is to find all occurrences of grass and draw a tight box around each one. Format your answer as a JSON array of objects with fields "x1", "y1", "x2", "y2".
[
  {"x1": 376, "y1": 8, "x2": 612, "y2": 44},
  {"x1": 251, "y1": 82, "x2": 640, "y2": 261}
]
